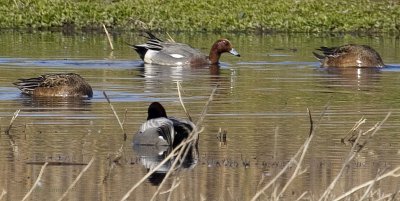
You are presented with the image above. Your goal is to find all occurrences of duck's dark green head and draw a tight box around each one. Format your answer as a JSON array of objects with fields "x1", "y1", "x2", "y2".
[{"x1": 147, "y1": 102, "x2": 167, "y2": 120}]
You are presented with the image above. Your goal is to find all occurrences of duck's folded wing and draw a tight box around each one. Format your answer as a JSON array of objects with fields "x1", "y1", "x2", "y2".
[{"x1": 134, "y1": 118, "x2": 175, "y2": 146}]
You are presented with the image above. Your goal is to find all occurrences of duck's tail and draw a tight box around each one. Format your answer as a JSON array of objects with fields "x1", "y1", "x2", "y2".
[{"x1": 312, "y1": 51, "x2": 325, "y2": 61}]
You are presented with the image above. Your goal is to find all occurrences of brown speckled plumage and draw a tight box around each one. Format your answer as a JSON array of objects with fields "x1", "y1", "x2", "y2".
[
  {"x1": 13, "y1": 73, "x2": 93, "y2": 97},
  {"x1": 313, "y1": 44, "x2": 384, "y2": 68}
]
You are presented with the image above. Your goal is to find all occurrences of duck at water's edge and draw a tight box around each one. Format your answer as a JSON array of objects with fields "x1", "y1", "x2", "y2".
[
  {"x1": 133, "y1": 102, "x2": 195, "y2": 147},
  {"x1": 13, "y1": 73, "x2": 93, "y2": 98},
  {"x1": 313, "y1": 44, "x2": 384, "y2": 68},
  {"x1": 129, "y1": 32, "x2": 240, "y2": 66}
]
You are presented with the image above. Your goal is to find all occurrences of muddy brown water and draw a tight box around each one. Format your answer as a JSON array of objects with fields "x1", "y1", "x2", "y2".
[{"x1": 0, "y1": 32, "x2": 400, "y2": 200}]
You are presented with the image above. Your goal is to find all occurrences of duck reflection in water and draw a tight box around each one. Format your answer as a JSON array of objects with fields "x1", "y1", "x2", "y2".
[
  {"x1": 319, "y1": 67, "x2": 381, "y2": 91},
  {"x1": 133, "y1": 102, "x2": 198, "y2": 186},
  {"x1": 133, "y1": 142, "x2": 198, "y2": 186}
]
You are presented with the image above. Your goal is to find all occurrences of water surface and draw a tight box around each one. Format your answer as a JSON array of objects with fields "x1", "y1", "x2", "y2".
[{"x1": 0, "y1": 31, "x2": 400, "y2": 200}]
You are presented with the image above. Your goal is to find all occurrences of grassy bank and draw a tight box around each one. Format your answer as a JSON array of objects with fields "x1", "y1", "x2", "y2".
[{"x1": 1, "y1": 0, "x2": 400, "y2": 33}]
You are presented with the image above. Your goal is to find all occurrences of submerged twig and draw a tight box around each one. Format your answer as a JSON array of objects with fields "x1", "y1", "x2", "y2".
[
  {"x1": 103, "y1": 91, "x2": 127, "y2": 141},
  {"x1": 57, "y1": 157, "x2": 95, "y2": 201},
  {"x1": 102, "y1": 24, "x2": 114, "y2": 50},
  {"x1": 177, "y1": 81, "x2": 192, "y2": 121},
  {"x1": 21, "y1": 162, "x2": 49, "y2": 201}
]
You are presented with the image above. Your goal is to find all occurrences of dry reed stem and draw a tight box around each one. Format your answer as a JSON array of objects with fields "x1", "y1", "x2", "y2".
[
  {"x1": 102, "y1": 24, "x2": 114, "y2": 50},
  {"x1": 359, "y1": 167, "x2": 387, "y2": 201},
  {"x1": 319, "y1": 128, "x2": 364, "y2": 201},
  {"x1": 103, "y1": 144, "x2": 124, "y2": 183},
  {"x1": 57, "y1": 157, "x2": 95, "y2": 201},
  {"x1": 319, "y1": 112, "x2": 391, "y2": 201},
  {"x1": 389, "y1": 186, "x2": 400, "y2": 201},
  {"x1": 103, "y1": 91, "x2": 127, "y2": 141},
  {"x1": 273, "y1": 126, "x2": 279, "y2": 159},
  {"x1": 177, "y1": 81, "x2": 192, "y2": 121},
  {"x1": 120, "y1": 84, "x2": 218, "y2": 201},
  {"x1": 276, "y1": 112, "x2": 314, "y2": 199},
  {"x1": 119, "y1": 130, "x2": 197, "y2": 201},
  {"x1": 5, "y1": 109, "x2": 20, "y2": 135},
  {"x1": 378, "y1": 193, "x2": 398, "y2": 201},
  {"x1": 252, "y1": 105, "x2": 329, "y2": 201},
  {"x1": 150, "y1": 141, "x2": 189, "y2": 200},
  {"x1": 295, "y1": 192, "x2": 308, "y2": 201},
  {"x1": 4, "y1": 109, "x2": 20, "y2": 153},
  {"x1": 161, "y1": 177, "x2": 180, "y2": 195},
  {"x1": 21, "y1": 162, "x2": 49, "y2": 201},
  {"x1": 166, "y1": 32, "x2": 175, "y2": 42},
  {"x1": 0, "y1": 189, "x2": 6, "y2": 200},
  {"x1": 332, "y1": 165, "x2": 400, "y2": 201}
]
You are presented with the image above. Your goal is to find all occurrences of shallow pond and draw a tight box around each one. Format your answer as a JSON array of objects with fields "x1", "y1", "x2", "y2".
[{"x1": 0, "y1": 31, "x2": 400, "y2": 200}]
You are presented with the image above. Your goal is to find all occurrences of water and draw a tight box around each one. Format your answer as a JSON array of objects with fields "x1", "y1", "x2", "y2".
[{"x1": 0, "y1": 31, "x2": 400, "y2": 200}]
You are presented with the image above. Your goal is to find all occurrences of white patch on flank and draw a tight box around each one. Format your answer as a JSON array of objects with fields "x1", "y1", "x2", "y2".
[
  {"x1": 356, "y1": 58, "x2": 362, "y2": 67},
  {"x1": 158, "y1": 136, "x2": 165, "y2": 140},
  {"x1": 144, "y1": 49, "x2": 158, "y2": 64},
  {"x1": 169, "y1": 54, "x2": 185, "y2": 58}
]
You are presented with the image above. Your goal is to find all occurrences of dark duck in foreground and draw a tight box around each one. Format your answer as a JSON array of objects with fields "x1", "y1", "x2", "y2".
[
  {"x1": 130, "y1": 32, "x2": 240, "y2": 66},
  {"x1": 13, "y1": 73, "x2": 93, "y2": 98},
  {"x1": 313, "y1": 44, "x2": 384, "y2": 68},
  {"x1": 133, "y1": 102, "x2": 195, "y2": 147}
]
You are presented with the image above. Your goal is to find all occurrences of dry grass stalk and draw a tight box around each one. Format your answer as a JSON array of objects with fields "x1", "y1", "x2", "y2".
[
  {"x1": 4, "y1": 109, "x2": 20, "y2": 152},
  {"x1": 119, "y1": 127, "x2": 202, "y2": 201},
  {"x1": 251, "y1": 105, "x2": 329, "y2": 201},
  {"x1": 341, "y1": 117, "x2": 366, "y2": 144},
  {"x1": 103, "y1": 144, "x2": 124, "y2": 183},
  {"x1": 166, "y1": 32, "x2": 175, "y2": 43},
  {"x1": 161, "y1": 177, "x2": 180, "y2": 196},
  {"x1": 319, "y1": 112, "x2": 391, "y2": 201},
  {"x1": 359, "y1": 167, "x2": 387, "y2": 201},
  {"x1": 120, "y1": 84, "x2": 218, "y2": 201},
  {"x1": 21, "y1": 162, "x2": 49, "y2": 201},
  {"x1": 295, "y1": 192, "x2": 308, "y2": 201},
  {"x1": 389, "y1": 186, "x2": 400, "y2": 201},
  {"x1": 150, "y1": 141, "x2": 191, "y2": 201},
  {"x1": 150, "y1": 85, "x2": 219, "y2": 200},
  {"x1": 0, "y1": 189, "x2": 6, "y2": 200},
  {"x1": 102, "y1": 24, "x2": 114, "y2": 50},
  {"x1": 5, "y1": 109, "x2": 20, "y2": 135},
  {"x1": 103, "y1": 91, "x2": 127, "y2": 141},
  {"x1": 57, "y1": 157, "x2": 95, "y2": 201},
  {"x1": 332, "y1": 165, "x2": 400, "y2": 201},
  {"x1": 177, "y1": 81, "x2": 192, "y2": 121}
]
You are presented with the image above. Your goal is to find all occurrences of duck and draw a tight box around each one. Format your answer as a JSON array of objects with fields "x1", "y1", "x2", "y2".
[
  {"x1": 130, "y1": 32, "x2": 240, "y2": 66},
  {"x1": 133, "y1": 102, "x2": 195, "y2": 147},
  {"x1": 313, "y1": 44, "x2": 384, "y2": 68},
  {"x1": 13, "y1": 73, "x2": 93, "y2": 98}
]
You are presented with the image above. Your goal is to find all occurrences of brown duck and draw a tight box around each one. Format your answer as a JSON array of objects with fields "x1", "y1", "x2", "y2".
[
  {"x1": 313, "y1": 44, "x2": 384, "y2": 68},
  {"x1": 14, "y1": 73, "x2": 93, "y2": 98}
]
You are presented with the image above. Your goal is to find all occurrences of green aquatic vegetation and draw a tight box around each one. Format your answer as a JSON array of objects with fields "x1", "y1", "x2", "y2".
[{"x1": 1, "y1": 0, "x2": 399, "y2": 33}]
